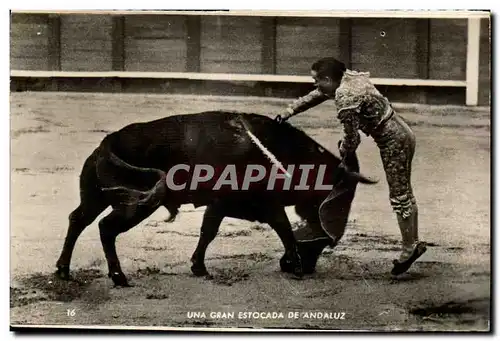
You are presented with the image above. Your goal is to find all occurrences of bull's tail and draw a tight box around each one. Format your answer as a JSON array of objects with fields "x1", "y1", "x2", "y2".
[{"x1": 95, "y1": 136, "x2": 168, "y2": 210}]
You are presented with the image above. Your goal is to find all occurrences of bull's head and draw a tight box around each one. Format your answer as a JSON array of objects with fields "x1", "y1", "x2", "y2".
[
  {"x1": 283, "y1": 149, "x2": 373, "y2": 275},
  {"x1": 238, "y1": 114, "x2": 376, "y2": 275}
]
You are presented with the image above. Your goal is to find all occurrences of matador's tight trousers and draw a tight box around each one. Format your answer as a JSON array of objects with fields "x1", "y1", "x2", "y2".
[{"x1": 373, "y1": 114, "x2": 419, "y2": 253}]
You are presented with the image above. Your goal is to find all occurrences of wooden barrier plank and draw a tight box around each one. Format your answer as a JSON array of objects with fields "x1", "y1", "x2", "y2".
[
  {"x1": 351, "y1": 18, "x2": 419, "y2": 78},
  {"x1": 61, "y1": 14, "x2": 113, "y2": 38},
  {"x1": 261, "y1": 17, "x2": 277, "y2": 74},
  {"x1": 60, "y1": 53, "x2": 113, "y2": 71},
  {"x1": 201, "y1": 62, "x2": 262, "y2": 74},
  {"x1": 60, "y1": 15, "x2": 113, "y2": 71},
  {"x1": 415, "y1": 19, "x2": 430, "y2": 79},
  {"x1": 125, "y1": 61, "x2": 189, "y2": 72},
  {"x1": 112, "y1": 16, "x2": 125, "y2": 71},
  {"x1": 124, "y1": 15, "x2": 186, "y2": 39},
  {"x1": 10, "y1": 43, "x2": 48, "y2": 56},
  {"x1": 10, "y1": 23, "x2": 49, "y2": 39},
  {"x1": 61, "y1": 40, "x2": 113, "y2": 52},
  {"x1": 10, "y1": 58, "x2": 49, "y2": 70},
  {"x1": 413, "y1": 18, "x2": 430, "y2": 102},
  {"x1": 277, "y1": 16, "x2": 345, "y2": 27},
  {"x1": 276, "y1": 17, "x2": 341, "y2": 75},
  {"x1": 200, "y1": 16, "x2": 262, "y2": 74},
  {"x1": 10, "y1": 15, "x2": 49, "y2": 70},
  {"x1": 124, "y1": 15, "x2": 187, "y2": 72},
  {"x1": 186, "y1": 16, "x2": 201, "y2": 72},
  {"x1": 202, "y1": 49, "x2": 261, "y2": 62},
  {"x1": 278, "y1": 46, "x2": 340, "y2": 59},
  {"x1": 10, "y1": 13, "x2": 47, "y2": 24},
  {"x1": 124, "y1": 39, "x2": 187, "y2": 71},
  {"x1": 338, "y1": 18, "x2": 352, "y2": 68},
  {"x1": 125, "y1": 39, "x2": 187, "y2": 54},
  {"x1": 429, "y1": 19, "x2": 467, "y2": 80},
  {"x1": 48, "y1": 15, "x2": 61, "y2": 71}
]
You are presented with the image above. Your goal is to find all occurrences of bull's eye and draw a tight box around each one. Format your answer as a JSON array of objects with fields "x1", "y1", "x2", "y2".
[{"x1": 318, "y1": 146, "x2": 325, "y2": 153}]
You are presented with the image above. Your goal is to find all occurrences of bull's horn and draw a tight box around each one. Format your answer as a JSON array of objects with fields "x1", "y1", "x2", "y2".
[{"x1": 347, "y1": 171, "x2": 379, "y2": 184}]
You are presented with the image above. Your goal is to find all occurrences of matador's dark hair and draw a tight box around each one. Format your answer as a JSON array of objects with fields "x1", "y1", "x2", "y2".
[{"x1": 311, "y1": 57, "x2": 346, "y2": 82}]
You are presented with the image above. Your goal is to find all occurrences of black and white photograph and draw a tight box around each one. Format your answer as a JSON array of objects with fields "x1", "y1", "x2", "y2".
[{"x1": 8, "y1": 9, "x2": 492, "y2": 332}]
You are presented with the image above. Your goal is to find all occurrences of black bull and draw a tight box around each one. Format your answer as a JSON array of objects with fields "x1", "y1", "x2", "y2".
[{"x1": 55, "y1": 110, "x2": 377, "y2": 287}]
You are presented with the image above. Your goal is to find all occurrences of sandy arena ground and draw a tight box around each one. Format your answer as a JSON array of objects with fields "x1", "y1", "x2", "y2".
[{"x1": 9, "y1": 92, "x2": 491, "y2": 331}]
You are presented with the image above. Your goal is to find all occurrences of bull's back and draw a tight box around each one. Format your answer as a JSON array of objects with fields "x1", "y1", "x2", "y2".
[
  {"x1": 106, "y1": 110, "x2": 338, "y2": 174},
  {"x1": 106, "y1": 111, "x2": 266, "y2": 170}
]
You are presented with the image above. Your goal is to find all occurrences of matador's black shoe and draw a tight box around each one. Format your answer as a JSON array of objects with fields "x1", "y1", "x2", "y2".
[{"x1": 391, "y1": 241, "x2": 427, "y2": 276}]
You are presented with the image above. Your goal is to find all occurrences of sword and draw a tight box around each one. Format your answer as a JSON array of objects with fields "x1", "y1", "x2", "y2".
[{"x1": 237, "y1": 115, "x2": 292, "y2": 179}]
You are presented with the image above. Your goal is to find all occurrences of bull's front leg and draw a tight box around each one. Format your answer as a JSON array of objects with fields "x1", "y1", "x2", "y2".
[
  {"x1": 267, "y1": 208, "x2": 303, "y2": 279},
  {"x1": 191, "y1": 205, "x2": 224, "y2": 277}
]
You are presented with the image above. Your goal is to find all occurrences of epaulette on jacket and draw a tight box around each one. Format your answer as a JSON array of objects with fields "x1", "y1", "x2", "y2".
[
  {"x1": 335, "y1": 70, "x2": 386, "y2": 119},
  {"x1": 335, "y1": 70, "x2": 395, "y2": 136}
]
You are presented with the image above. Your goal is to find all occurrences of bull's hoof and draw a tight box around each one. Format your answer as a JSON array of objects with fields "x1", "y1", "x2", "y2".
[
  {"x1": 280, "y1": 256, "x2": 293, "y2": 273},
  {"x1": 280, "y1": 256, "x2": 309, "y2": 277},
  {"x1": 191, "y1": 264, "x2": 209, "y2": 277},
  {"x1": 281, "y1": 256, "x2": 304, "y2": 278},
  {"x1": 302, "y1": 267, "x2": 316, "y2": 275},
  {"x1": 55, "y1": 265, "x2": 71, "y2": 281},
  {"x1": 109, "y1": 272, "x2": 132, "y2": 287},
  {"x1": 292, "y1": 264, "x2": 304, "y2": 279}
]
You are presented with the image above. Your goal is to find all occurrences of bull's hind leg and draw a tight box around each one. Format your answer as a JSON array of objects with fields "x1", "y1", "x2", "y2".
[
  {"x1": 56, "y1": 148, "x2": 108, "y2": 280},
  {"x1": 56, "y1": 149, "x2": 108, "y2": 280},
  {"x1": 190, "y1": 205, "x2": 224, "y2": 276},
  {"x1": 98, "y1": 205, "x2": 158, "y2": 287},
  {"x1": 55, "y1": 201, "x2": 108, "y2": 280}
]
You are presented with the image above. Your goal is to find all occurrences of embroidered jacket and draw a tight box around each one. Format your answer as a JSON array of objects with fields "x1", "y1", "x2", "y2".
[{"x1": 285, "y1": 70, "x2": 394, "y2": 154}]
